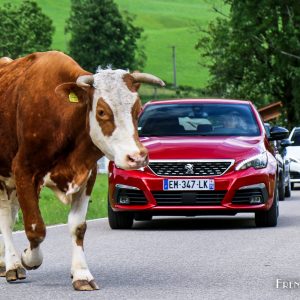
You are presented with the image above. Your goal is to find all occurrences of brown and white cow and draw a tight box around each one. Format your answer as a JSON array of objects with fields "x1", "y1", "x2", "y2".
[{"x1": 0, "y1": 51, "x2": 164, "y2": 290}]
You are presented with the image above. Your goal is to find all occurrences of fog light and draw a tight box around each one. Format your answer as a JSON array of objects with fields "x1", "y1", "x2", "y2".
[
  {"x1": 119, "y1": 195, "x2": 130, "y2": 204},
  {"x1": 250, "y1": 195, "x2": 262, "y2": 204}
]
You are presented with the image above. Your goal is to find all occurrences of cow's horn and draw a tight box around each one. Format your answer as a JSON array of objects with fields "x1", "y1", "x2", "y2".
[
  {"x1": 76, "y1": 75, "x2": 94, "y2": 87},
  {"x1": 131, "y1": 73, "x2": 165, "y2": 87}
]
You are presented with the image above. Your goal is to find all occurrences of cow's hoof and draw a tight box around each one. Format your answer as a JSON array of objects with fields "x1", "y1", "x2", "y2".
[
  {"x1": 6, "y1": 266, "x2": 26, "y2": 282},
  {"x1": 21, "y1": 249, "x2": 42, "y2": 270},
  {"x1": 21, "y1": 257, "x2": 42, "y2": 270},
  {"x1": 0, "y1": 265, "x2": 6, "y2": 277},
  {"x1": 73, "y1": 279, "x2": 100, "y2": 291}
]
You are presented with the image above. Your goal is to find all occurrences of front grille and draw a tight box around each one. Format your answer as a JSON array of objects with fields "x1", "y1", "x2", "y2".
[
  {"x1": 290, "y1": 171, "x2": 300, "y2": 179},
  {"x1": 148, "y1": 160, "x2": 233, "y2": 177},
  {"x1": 116, "y1": 189, "x2": 147, "y2": 205},
  {"x1": 152, "y1": 191, "x2": 226, "y2": 206},
  {"x1": 232, "y1": 189, "x2": 265, "y2": 204}
]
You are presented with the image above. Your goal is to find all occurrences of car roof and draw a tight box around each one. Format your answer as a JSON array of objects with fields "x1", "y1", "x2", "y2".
[{"x1": 145, "y1": 98, "x2": 253, "y2": 106}]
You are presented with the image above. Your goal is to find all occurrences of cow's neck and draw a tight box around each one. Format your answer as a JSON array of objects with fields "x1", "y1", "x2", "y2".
[
  {"x1": 71, "y1": 130, "x2": 104, "y2": 170},
  {"x1": 59, "y1": 103, "x2": 104, "y2": 170},
  {"x1": 46, "y1": 128, "x2": 103, "y2": 194}
]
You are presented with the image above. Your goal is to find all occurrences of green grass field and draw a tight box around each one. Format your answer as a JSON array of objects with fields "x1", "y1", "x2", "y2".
[{"x1": 0, "y1": 0, "x2": 227, "y2": 88}]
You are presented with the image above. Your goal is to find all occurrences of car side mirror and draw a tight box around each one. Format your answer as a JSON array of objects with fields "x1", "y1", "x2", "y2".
[
  {"x1": 280, "y1": 139, "x2": 293, "y2": 147},
  {"x1": 269, "y1": 126, "x2": 289, "y2": 141}
]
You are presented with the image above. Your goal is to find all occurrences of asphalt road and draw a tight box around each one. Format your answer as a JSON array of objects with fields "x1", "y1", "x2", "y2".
[{"x1": 1, "y1": 189, "x2": 300, "y2": 300}]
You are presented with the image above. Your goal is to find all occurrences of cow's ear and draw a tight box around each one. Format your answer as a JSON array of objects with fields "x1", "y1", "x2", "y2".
[
  {"x1": 55, "y1": 83, "x2": 89, "y2": 103},
  {"x1": 123, "y1": 73, "x2": 141, "y2": 92}
]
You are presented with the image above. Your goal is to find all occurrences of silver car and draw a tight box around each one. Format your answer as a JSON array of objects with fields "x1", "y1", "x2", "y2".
[{"x1": 286, "y1": 127, "x2": 300, "y2": 189}]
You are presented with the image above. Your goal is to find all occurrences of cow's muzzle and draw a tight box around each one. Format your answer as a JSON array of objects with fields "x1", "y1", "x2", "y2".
[{"x1": 123, "y1": 148, "x2": 149, "y2": 170}]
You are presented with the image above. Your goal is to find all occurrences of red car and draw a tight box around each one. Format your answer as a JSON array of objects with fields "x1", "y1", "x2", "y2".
[{"x1": 107, "y1": 99, "x2": 288, "y2": 229}]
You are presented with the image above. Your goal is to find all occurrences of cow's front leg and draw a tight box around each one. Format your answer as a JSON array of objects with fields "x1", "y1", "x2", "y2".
[
  {"x1": 13, "y1": 163, "x2": 45, "y2": 272},
  {"x1": 69, "y1": 187, "x2": 99, "y2": 291}
]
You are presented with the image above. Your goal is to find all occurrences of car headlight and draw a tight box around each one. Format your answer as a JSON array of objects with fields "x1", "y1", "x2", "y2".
[{"x1": 236, "y1": 152, "x2": 268, "y2": 171}]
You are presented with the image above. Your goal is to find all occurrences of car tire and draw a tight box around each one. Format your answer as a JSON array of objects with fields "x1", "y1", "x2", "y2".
[
  {"x1": 255, "y1": 187, "x2": 278, "y2": 227},
  {"x1": 285, "y1": 179, "x2": 291, "y2": 198},
  {"x1": 291, "y1": 183, "x2": 295, "y2": 190},
  {"x1": 108, "y1": 198, "x2": 134, "y2": 229},
  {"x1": 278, "y1": 175, "x2": 285, "y2": 201}
]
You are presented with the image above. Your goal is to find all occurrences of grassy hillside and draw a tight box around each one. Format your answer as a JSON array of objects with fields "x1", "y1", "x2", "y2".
[
  {"x1": 0, "y1": 0, "x2": 228, "y2": 88},
  {"x1": 0, "y1": 0, "x2": 71, "y2": 50},
  {"x1": 115, "y1": 0, "x2": 228, "y2": 88}
]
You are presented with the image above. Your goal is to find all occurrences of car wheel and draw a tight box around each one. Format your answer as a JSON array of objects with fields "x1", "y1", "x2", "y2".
[
  {"x1": 285, "y1": 179, "x2": 291, "y2": 198},
  {"x1": 278, "y1": 175, "x2": 285, "y2": 201},
  {"x1": 107, "y1": 198, "x2": 134, "y2": 229},
  {"x1": 255, "y1": 187, "x2": 278, "y2": 227}
]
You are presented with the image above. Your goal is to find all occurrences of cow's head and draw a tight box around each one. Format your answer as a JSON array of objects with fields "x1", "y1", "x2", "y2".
[{"x1": 56, "y1": 70, "x2": 164, "y2": 170}]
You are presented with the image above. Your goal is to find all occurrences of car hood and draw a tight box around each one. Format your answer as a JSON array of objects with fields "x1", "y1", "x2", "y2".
[{"x1": 140, "y1": 136, "x2": 264, "y2": 161}]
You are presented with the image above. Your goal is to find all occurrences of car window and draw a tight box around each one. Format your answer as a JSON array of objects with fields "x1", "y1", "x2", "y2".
[
  {"x1": 138, "y1": 103, "x2": 261, "y2": 137},
  {"x1": 264, "y1": 123, "x2": 271, "y2": 138},
  {"x1": 291, "y1": 130, "x2": 300, "y2": 146}
]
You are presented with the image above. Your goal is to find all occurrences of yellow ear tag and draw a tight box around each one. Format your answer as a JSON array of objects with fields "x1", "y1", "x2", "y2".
[{"x1": 69, "y1": 92, "x2": 79, "y2": 103}]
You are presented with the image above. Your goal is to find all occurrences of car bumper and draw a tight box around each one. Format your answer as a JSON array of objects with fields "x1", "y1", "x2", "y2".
[{"x1": 108, "y1": 166, "x2": 276, "y2": 215}]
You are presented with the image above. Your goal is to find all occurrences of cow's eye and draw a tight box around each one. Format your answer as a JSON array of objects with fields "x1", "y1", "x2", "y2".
[{"x1": 97, "y1": 110, "x2": 105, "y2": 117}]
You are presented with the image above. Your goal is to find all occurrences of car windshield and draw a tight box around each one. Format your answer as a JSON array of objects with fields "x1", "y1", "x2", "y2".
[
  {"x1": 138, "y1": 102, "x2": 261, "y2": 137},
  {"x1": 290, "y1": 130, "x2": 300, "y2": 146}
]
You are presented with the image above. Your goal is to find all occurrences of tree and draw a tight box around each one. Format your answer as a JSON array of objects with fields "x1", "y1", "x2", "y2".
[
  {"x1": 196, "y1": 1, "x2": 300, "y2": 127},
  {"x1": 0, "y1": 1, "x2": 54, "y2": 58},
  {"x1": 65, "y1": 0, "x2": 146, "y2": 72}
]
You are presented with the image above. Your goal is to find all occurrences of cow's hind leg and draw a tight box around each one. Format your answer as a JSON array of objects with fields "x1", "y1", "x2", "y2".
[
  {"x1": 0, "y1": 239, "x2": 5, "y2": 276},
  {"x1": 69, "y1": 173, "x2": 99, "y2": 291},
  {"x1": 0, "y1": 189, "x2": 20, "y2": 277},
  {"x1": 0, "y1": 186, "x2": 26, "y2": 281}
]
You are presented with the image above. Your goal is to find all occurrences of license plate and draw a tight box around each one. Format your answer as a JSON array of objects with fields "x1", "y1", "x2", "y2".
[{"x1": 163, "y1": 179, "x2": 215, "y2": 191}]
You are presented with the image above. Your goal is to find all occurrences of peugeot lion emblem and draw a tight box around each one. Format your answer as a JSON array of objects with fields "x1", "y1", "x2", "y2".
[{"x1": 185, "y1": 163, "x2": 194, "y2": 175}]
